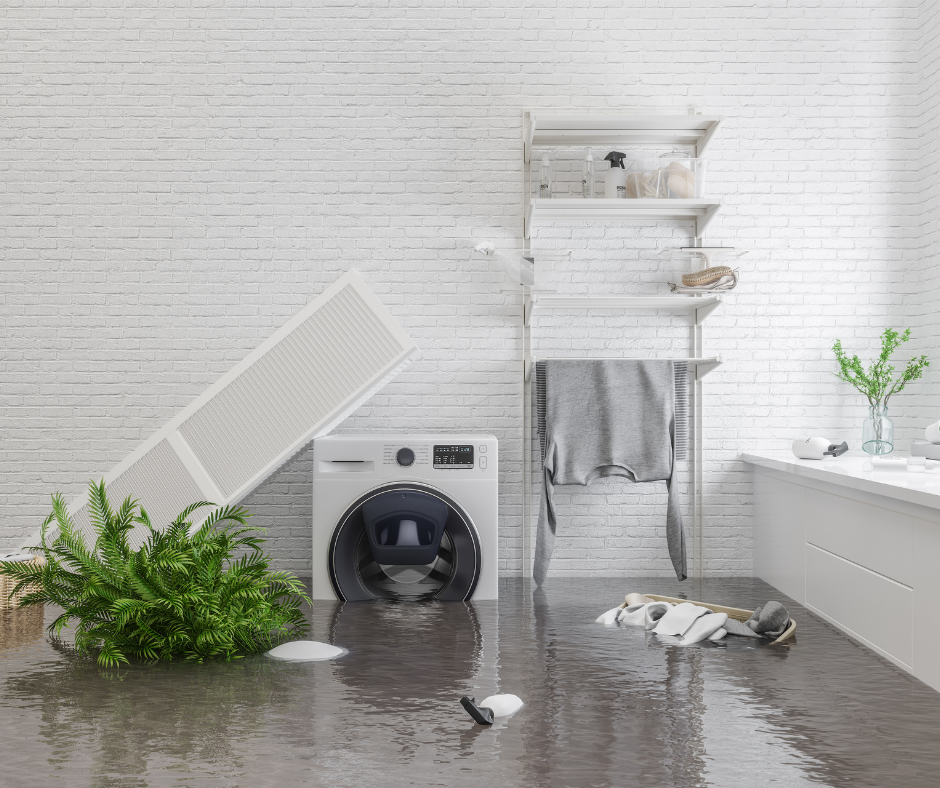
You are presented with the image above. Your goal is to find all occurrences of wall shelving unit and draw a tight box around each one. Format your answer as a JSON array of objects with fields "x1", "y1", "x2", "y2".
[{"x1": 520, "y1": 109, "x2": 726, "y2": 581}]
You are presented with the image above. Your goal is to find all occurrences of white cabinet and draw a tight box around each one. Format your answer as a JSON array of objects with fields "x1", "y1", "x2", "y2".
[{"x1": 745, "y1": 453, "x2": 940, "y2": 690}]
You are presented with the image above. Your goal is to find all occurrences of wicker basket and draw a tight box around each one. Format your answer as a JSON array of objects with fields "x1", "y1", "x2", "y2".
[
  {"x1": 0, "y1": 557, "x2": 44, "y2": 612},
  {"x1": 627, "y1": 593, "x2": 797, "y2": 644}
]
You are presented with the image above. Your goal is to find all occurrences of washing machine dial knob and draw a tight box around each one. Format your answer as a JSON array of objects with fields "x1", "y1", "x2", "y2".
[{"x1": 396, "y1": 447, "x2": 415, "y2": 467}]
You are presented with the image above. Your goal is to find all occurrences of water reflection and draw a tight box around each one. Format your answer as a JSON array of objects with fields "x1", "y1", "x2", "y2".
[{"x1": 0, "y1": 579, "x2": 938, "y2": 787}]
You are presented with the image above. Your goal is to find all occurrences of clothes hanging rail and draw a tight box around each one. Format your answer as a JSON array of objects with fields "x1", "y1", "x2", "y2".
[{"x1": 524, "y1": 356, "x2": 721, "y2": 382}]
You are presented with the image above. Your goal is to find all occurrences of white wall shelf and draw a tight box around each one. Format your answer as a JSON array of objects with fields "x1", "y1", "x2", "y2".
[
  {"x1": 524, "y1": 112, "x2": 722, "y2": 163},
  {"x1": 525, "y1": 198, "x2": 721, "y2": 240},
  {"x1": 524, "y1": 294, "x2": 723, "y2": 326},
  {"x1": 520, "y1": 108, "x2": 727, "y2": 582}
]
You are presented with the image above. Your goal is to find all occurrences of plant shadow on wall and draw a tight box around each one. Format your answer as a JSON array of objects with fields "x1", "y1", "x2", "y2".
[
  {"x1": 832, "y1": 328, "x2": 930, "y2": 455},
  {"x1": 0, "y1": 481, "x2": 312, "y2": 666}
]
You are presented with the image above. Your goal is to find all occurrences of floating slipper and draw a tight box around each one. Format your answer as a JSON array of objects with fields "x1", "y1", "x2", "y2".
[{"x1": 460, "y1": 696, "x2": 494, "y2": 725}]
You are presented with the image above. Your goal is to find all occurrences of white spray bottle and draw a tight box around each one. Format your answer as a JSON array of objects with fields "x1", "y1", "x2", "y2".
[{"x1": 604, "y1": 151, "x2": 627, "y2": 198}]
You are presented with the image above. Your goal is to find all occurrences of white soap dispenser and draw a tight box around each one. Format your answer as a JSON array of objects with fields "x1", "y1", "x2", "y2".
[
  {"x1": 539, "y1": 155, "x2": 553, "y2": 199},
  {"x1": 604, "y1": 151, "x2": 627, "y2": 198},
  {"x1": 582, "y1": 148, "x2": 595, "y2": 198}
]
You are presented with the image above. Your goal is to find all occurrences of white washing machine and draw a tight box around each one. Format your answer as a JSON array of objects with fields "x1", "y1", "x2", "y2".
[{"x1": 312, "y1": 434, "x2": 498, "y2": 601}]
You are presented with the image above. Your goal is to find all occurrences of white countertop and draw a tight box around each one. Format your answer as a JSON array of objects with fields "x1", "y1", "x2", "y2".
[{"x1": 740, "y1": 451, "x2": 940, "y2": 512}]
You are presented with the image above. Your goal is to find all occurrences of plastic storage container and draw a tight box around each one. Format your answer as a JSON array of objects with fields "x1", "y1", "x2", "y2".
[{"x1": 624, "y1": 153, "x2": 708, "y2": 199}]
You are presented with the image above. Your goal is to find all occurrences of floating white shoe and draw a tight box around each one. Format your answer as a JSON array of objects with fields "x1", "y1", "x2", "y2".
[
  {"x1": 679, "y1": 613, "x2": 729, "y2": 645},
  {"x1": 266, "y1": 641, "x2": 346, "y2": 661},
  {"x1": 595, "y1": 606, "x2": 623, "y2": 626}
]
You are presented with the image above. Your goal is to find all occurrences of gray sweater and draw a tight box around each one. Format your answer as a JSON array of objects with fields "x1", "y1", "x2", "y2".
[{"x1": 534, "y1": 360, "x2": 686, "y2": 584}]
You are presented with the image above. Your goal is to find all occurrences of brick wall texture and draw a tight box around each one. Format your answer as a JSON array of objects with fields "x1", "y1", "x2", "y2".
[{"x1": 2, "y1": 1, "x2": 937, "y2": 579}]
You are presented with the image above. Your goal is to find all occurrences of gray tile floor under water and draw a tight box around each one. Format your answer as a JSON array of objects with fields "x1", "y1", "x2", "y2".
[{"x1": 1, "y1": 577, "x2": 939, "y2": 787}]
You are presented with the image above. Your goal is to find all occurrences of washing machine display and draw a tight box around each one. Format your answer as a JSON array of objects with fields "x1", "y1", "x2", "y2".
[
  {"x1": 433, "y1": 444, "x2": 474, "y2": 469},
  {"x1": 313, "y1": 434, "x2": 498, "y2": 601}
]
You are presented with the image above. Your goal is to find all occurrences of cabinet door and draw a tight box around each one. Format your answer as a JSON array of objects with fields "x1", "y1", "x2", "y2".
[
  {"x1": 753, "y1": 470, "x2": 805, "y2": 603},
  {"x1": 806, "y1": 544, "x2": 913, "y2": 670},
  {"x1": 805, "y1": 487, "x2": 913, "y2": 586}
]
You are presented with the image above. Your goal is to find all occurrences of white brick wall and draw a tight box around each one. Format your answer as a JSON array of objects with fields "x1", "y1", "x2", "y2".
[{"x1": 1, "y1": 1, "x2": 933, "y2": 580}]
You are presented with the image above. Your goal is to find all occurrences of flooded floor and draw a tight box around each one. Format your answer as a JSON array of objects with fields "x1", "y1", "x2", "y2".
[{"x1": 1, "y1": 577, "x2": 938, "y2": 787}]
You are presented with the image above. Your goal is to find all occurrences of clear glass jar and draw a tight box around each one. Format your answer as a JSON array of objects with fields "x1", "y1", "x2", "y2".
[{"x1": 862, "y1": 404, "x2": 894, "y2": 455}]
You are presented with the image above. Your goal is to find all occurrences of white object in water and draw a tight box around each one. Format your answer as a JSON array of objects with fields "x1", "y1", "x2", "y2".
[
  {"x1": 595, "y1": 606, "x2": 623, "y2": 627},
  {"x1": 618, "y1": 601, "x2": 672, "y2": 630},
  {"x1": 266, "y1": 640, "x2": 345, "y2": 661},
  {"x1": 708, "y1": 627, "x2": 727, "y2": 641},
  {"x1": 653, "y1": 602, "x2": 710, "y2": 636},
  {"x1": 679, "y1": 612, "x2": 728, "y2": 645},
  {"x1": 792, "y1": 437, "x2": 832, "y2": 460},
  {"x1": 25, "y1": 271, "x2": 419, "y2": 551},
  {"x1": 480, "y1": 694, "x2": 524, "y2": 718}
]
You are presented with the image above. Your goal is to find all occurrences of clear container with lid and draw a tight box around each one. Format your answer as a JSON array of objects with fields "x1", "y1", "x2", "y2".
[
  {"x1": 658, "y1": 149, "x2": 707, "y2": 199},
  {"x1": 623, "y1": 150, "x2": 708, "y2": 198}
]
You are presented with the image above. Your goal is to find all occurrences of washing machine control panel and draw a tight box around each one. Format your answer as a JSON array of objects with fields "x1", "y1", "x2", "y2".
[{"x1": 433, "y1": 444, "x2": 474, "y2": 469}]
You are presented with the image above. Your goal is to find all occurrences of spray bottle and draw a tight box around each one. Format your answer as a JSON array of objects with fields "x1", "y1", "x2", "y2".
[
  {"x1": 539, "y1": 155, "x2": 553, "y2": 199},
  {"x1": 604, "y1": 151, "x2": 627, "y2": 198},
  {"x1": 582, "y1": 148, "x2": 595, "y2": 198}
]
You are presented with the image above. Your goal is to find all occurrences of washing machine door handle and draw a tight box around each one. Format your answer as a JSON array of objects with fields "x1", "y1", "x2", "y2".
[{"x1": 362, "y1": 491, "x2": 449, "y2": 566}]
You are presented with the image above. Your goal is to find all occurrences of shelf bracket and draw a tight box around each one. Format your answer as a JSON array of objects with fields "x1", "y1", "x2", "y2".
[
  {"x1": 695, "y1": 119, "x2": 721, "y2": 158},
  {"x1": 524, "y1": 294, "x2": 538, "y2": 327},
  {"x1": 695, "y1": 203, "x2": 721, "y2": 240},
  {"x1": 695, "y1": 357, "x2": 722, "y2": 380},
  {"x1": 694, "y1": 296, "x2": 722, "y2": 325}
]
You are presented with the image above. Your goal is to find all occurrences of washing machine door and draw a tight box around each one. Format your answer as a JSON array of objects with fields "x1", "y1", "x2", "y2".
[{"x1": 328, "y1": 483, "x2": 482, "y2": 601}]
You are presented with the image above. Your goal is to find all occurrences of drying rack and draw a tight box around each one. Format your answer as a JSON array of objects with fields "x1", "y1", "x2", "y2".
[{"x1": 519, "y1": 109, "x2": 728, "y2": 581}]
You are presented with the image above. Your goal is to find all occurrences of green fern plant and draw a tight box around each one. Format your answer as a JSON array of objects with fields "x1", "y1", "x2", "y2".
[{"x1": 0, "y1": 481, "x2": 311, "y2": 667}]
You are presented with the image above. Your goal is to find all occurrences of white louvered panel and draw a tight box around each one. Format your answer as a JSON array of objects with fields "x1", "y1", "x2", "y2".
[
  {"x1": 180, "y1": 283, "x2": 409, "y2": 498},
  {"x1": 104, "y1": 441, "x2": 205, "y2": 547},
  {"x1": 67, "y1": 442, "x2": 203, "y2": 549},
  {"x1": 25, "y1": 271, "x2": 418, "y2": 550}
]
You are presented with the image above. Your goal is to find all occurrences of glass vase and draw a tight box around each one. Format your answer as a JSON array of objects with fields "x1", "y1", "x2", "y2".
[{"x1": 862, "y1": 404, "x2": 894, "y2": 455}]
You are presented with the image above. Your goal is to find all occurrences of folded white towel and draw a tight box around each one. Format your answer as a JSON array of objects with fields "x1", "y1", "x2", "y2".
[
  {"x1": 618, "y1": 601, "x2": 672, "y2": 630},
  {"x1": 653, "y1": 602, "x2": 711, "y2": 637},
  {"x1": 708, "y1": 627, "x2": 727, "y2": 641},
  {"x1": 595, "y1": 606, "x2": 623, "y2": 627},
  {"x1": 679, "y1": 613, "x2": 728, "y2": 645}
]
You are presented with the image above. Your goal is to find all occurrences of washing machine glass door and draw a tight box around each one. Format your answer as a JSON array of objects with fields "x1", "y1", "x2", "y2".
[{"x1": 328, "y1": 484, "x2": 482, "y2": 602}]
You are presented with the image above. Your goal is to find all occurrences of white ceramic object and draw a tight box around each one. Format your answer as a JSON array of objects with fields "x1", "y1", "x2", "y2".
[
  {"x1": 266, "y1": 640, "x2": 345, "y2": 662},
  {"x1": 480, "y1": 694, "x2": 524, "y2": 718},
  {"x1": 792, "y1": 437, "x2": 831, "y2": 460},
  {"x1": 926, "y1": 420, "x2": 940, "y2": 444}
]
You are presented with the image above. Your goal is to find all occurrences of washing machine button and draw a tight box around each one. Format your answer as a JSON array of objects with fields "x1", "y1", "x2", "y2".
[
  {"x1": 479, "y1": 456, "x2": 487, "y2": 470},
  {"x1": 396, "y1": 447, "x2": 415, "y2": 467},
  {"x1": 479, "y1": 444, "x2": 487, "y2": 453}
]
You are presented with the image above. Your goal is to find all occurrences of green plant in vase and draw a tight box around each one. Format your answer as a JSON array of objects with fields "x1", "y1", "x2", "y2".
[
  {"x1": 0, "y1": 480, "x2": 311, "y2": 666},
  {"x1": 832, "y1": 328, "x2": 929, "y2": 455}
]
